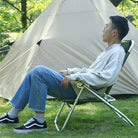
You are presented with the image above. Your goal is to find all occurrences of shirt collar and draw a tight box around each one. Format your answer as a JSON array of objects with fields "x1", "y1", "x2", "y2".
[{"x1": 105, "y1": 43, "x2": 121, "y2": 51}]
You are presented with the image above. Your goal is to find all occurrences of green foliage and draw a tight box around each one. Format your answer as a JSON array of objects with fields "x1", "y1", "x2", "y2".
[
  {"x1": 0, "y1": 0, "x2": 51, "y2": 33},
  {"x1": 0, "y1": 0, "x2": 51, "y2": 62},
  {"x1": 117, "y1": 0, "x2": 138, "y2": 28},
  {"x1": 0, "y1": 1, "x2": 22, "y2": 32},
  {"x1": 0, "y1": 8, "x2": 20, "y2": 32},
  {"x1": 26, "y1": 0, "x2": 52, "y2": 28}
]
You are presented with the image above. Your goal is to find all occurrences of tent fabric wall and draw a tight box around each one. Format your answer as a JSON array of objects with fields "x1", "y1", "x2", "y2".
[{"x1": 0, "y1": 0, "x2": 138, "y2": 100}]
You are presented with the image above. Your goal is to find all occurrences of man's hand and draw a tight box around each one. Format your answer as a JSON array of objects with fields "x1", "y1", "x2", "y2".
[
  {"x1": 59, "y1": 70, "x2": 68, "y2": 76},
  {"x1": 61, "y1": 75, "x2": 71, "y2": 89}
]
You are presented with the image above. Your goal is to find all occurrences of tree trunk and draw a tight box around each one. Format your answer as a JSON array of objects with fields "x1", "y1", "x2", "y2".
[
  {"x1": 110, "y1": 0, "x2": 123, "y2": 7},
  {"x1": 21, "y1": 0, "x2": 27, "y2": 30}
]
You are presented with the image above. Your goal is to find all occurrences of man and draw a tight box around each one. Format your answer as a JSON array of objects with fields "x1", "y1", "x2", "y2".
[{"x1": 0, "y1": 16, "x2": 129, "y2": 134}]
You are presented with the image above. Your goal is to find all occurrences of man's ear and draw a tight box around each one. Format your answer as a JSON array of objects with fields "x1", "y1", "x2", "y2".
[{"x1": 112, "y1": 29, "x2": 118, "y2": 37}]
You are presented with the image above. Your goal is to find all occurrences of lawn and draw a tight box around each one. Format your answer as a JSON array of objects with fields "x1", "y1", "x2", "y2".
[{"x1": 0, "y1": 95, "x2": 138, "y2": 138}]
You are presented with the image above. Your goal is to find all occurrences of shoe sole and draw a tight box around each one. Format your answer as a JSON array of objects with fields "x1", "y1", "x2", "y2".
[{"x1": 13, "y1": 128, "x2": 47, "y2": 134}]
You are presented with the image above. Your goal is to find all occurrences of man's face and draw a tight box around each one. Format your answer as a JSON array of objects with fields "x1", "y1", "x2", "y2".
[{"x1": 102, "y1": 20, "x2": 114, "y2": 42}]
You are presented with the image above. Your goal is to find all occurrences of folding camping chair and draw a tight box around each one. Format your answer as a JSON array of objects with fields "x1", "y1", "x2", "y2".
[{"x1": 54, "y1": 40, "x2": 135, "y2": 132}]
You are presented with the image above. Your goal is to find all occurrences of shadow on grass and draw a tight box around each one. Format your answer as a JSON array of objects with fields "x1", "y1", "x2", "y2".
[{"x1": 112, "y1": 94, "x2": 137, "y2": 99}]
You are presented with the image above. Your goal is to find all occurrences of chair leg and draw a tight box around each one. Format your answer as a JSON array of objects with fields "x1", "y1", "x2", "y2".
[
  {"x1": 84, "y1": 85, "x2": 135, "y2": 126},
  {"x1": 113, "y1": 110, "x2": 134, "y2": 126},
  {"x1": 54, "y1": 86, "x2": 85, "y2": 131},
  {"x1": 55, "y1": 83, "x2": 134, "y2": 132},
  {"x1": 54, "y1": 102, "x2": 65, "y2": 131}
]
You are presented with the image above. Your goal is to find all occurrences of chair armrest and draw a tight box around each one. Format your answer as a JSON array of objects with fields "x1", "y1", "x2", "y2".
[
  {"x1": 70, "y1": 81, "x2": 90, "y2": 88},
  {"x1": 70, "y1": 80, "x2": 83, "y2": 83}
]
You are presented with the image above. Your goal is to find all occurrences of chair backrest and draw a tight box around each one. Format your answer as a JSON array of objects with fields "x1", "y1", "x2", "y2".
[
  {"x1": 121, "y1": 40, "x2": 134, "y2": 66},
  {"x1": 105, "y1": 40, "x2": 134, "y2": 94}
]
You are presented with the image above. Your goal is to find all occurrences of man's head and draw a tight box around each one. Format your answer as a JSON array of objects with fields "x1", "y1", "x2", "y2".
[
  {"x1": 110, "y1": 16, "x2": 129, "y2": 40},
  {"x1": 103, "y1": 16, "x2": 129, "y2": 45}
]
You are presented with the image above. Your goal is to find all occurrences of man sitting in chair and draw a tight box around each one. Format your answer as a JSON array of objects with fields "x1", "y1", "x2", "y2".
[{"x1": 0, "y1": 15, "x2": 129, "y2": 134}]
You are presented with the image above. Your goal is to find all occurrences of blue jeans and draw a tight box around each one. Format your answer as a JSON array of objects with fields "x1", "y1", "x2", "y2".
[{"x1": 10, "y1": 65, "x2": 77, "y2": 112}]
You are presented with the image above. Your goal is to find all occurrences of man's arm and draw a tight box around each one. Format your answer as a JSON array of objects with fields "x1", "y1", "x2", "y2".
[
  {"x1": 59, "y1": 70, "x2": 68, "y2": 76},
  {"x1": 59, "y1": 70, "x2": 71, "y2": 89},
  {"x1": 60, "y1": 75, "x2": 71, "y2": 89},
  {"x1": 59, "y1": 67, "x2": 87, "y2": 89},
  {"x1": 70, "y1": 52, "x2": 124, "y2": 87},
  {"x1": 67, "y1": 67, "x2": 87, "y2": 74},
  {"x1": 59, "y1": 67, "x2": 88, "y2": 76}
]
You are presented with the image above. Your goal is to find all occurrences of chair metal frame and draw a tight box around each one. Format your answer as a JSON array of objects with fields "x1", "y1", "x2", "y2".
[{"x1": 54, "y1": 40, "x2": 135, "y2": 132}]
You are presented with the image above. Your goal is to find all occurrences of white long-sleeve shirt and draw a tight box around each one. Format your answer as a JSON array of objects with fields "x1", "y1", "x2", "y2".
[{"x1": 68, "y1": 44, "x2": 125, "y2": 98}]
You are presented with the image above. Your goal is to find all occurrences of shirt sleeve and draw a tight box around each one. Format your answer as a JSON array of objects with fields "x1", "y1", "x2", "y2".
[
  {"x1": 67, "y1": 67, "x2": 87, "y2": 75},
  {"x1": 70, "y1": 50, "x2": 125, "y2": 87}
]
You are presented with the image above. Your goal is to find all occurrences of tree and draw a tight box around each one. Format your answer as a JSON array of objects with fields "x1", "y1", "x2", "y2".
[
  {"x1": 1, "y1": 0, "x2": 51, "y2": 31},
  {"x1": 110, "y1": 0, "x2": 138, "y2": 27},
  {"x1": 117, "y1": 0, "x2": 138, "y2": 27},
  {"x1": 21, "y1": 0, "x2": 27, "y2": 30},
  {"x1": 0, "y1": 0, "x2": 51, "y2": 52},
  {"x1": 110, "y1": 0, "x2": 138, "y2": 6}
]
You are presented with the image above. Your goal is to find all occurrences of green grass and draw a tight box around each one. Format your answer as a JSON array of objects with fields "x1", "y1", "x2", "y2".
[{"x1": 0, "y1": 96, "x2": 138, "y2": 138}]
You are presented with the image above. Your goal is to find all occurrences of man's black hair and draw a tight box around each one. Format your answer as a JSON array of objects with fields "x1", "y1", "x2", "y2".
[{"x1": 110, "y1": 16, "x2": 129, "y2": 40}]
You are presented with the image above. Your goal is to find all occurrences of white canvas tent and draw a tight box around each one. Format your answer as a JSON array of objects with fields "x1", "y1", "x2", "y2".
[{"x1": 0, "y1": 0, "x2": 138, "y2": 100}]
